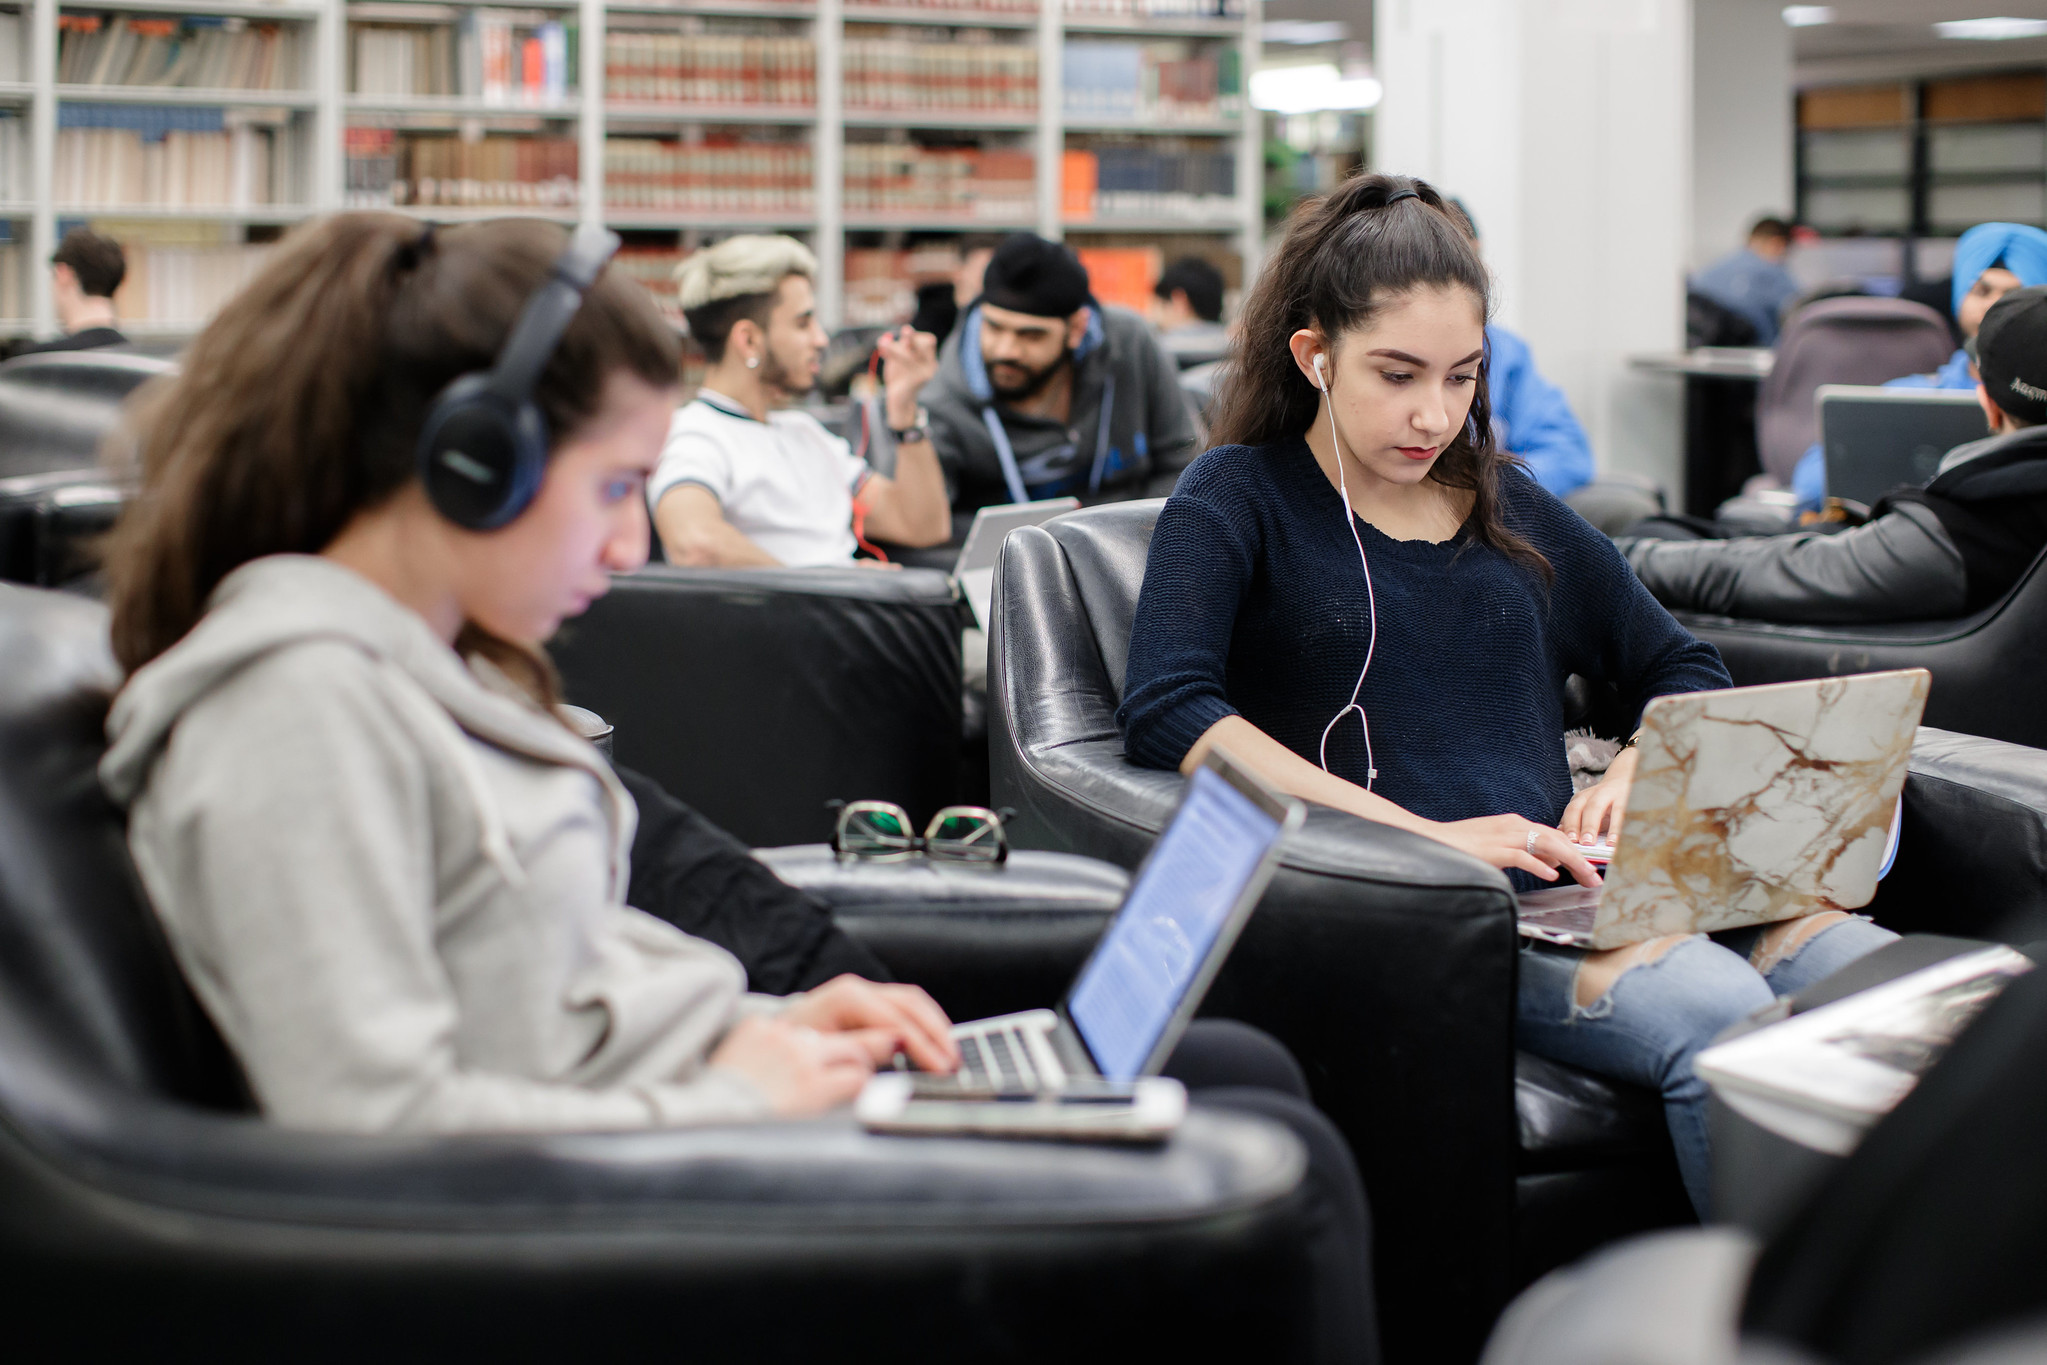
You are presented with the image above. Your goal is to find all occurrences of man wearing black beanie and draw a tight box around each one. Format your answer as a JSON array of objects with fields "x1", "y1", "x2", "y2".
[
  {"x1": 924, "y1": 232, "x2": 1198, "y2": 528},
  {"x1": 1620, "y1": 284, "x2": 2047, "y2": 623}
]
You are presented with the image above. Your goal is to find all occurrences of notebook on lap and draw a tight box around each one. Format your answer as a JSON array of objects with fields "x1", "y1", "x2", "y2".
[{"x1": 1518, "y1": 671, "x2": 1930, "y2": 950}]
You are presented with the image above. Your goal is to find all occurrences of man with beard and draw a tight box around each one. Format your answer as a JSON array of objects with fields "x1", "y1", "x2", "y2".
[
  {"x1": 925, "y1": 233, "x2": 1198, "y2": 531},
  {"x1": 651, "y1": 235, "x2": 950, "y2": 566}
]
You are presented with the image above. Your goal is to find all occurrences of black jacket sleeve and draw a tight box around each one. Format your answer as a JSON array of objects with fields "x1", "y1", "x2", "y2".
[
  {"x1": 1618, "y1": 502, "x2": 1969, "y2": 624},
  {"x1": 616, "y1": 764, "x2": 892, "y2": 994}
]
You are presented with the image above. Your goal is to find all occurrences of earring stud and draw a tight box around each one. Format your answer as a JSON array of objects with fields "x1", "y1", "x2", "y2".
[{"x1": 745, "y1": 357, "x2": 760, "y2": 370}]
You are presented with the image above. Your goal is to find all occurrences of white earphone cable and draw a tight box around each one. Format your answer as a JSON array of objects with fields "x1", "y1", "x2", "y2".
[{"x1": 1314, "y1": 358, "x2": 1379, "y2": 788}]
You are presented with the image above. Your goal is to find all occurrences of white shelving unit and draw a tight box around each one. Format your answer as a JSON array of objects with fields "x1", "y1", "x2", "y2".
[{"x1": 7, "y1": 0, "x2": 1261, "y2": 335}]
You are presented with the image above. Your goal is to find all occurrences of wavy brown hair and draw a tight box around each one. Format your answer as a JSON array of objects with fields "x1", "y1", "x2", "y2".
[
  {"x1": 1210, "y1": 172, "x2": 1551, "y2": 583},
  {"x1": 102, "y1": 213, "x2": 681, "y2": 693}
]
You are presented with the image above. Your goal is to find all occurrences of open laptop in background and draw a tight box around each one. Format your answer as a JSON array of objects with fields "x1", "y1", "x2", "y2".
[
  {"x1": 912, "y1": 746, "x2": 1303, "y2": 1094},
  {"x1": 1818, "y1": 386, "x2": 1988, "y2": 506},
  {"x1": 952, "y1": 497, "x2": 1080, "y2": 631},
  {"x1": 1518, "y1": 671, "x2": 1930, "y2": 951}
]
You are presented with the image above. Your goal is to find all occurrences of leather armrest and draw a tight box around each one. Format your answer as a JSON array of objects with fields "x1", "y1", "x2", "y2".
[
  {"x1": 2, "y1": 1062, "x2": 1298, "y2": 1230},
  {"x1": 754, "y1": 845, "x2": 1128, "y2": 1022},
  {"x1": 1870, "y1": 728, "x2": 2047, "y2": 942}
]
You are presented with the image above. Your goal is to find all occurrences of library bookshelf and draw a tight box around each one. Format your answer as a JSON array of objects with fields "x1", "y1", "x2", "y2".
[{"x1": 0, "y1": 0, "x2": 1260, "y2": 339}]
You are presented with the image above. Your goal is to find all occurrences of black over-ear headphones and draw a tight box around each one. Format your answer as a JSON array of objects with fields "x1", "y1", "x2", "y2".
[{"x1": 416, "y1": 223, "x2": 623, "y2": 531}]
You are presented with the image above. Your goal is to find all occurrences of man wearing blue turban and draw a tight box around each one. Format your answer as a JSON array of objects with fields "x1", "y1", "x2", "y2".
[{"x1": 1791, "y1": 221, "x2": 2047, "y2": 507}]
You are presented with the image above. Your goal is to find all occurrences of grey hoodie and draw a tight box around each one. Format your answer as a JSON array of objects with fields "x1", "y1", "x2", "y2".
[{"x1": 101, "y1": 555, "x2": 777, "y2": 1133}]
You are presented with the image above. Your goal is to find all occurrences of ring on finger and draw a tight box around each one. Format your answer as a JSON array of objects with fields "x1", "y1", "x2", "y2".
[{"x1": 1525, "y1": 829, "x2": 1540, "y2": 855}]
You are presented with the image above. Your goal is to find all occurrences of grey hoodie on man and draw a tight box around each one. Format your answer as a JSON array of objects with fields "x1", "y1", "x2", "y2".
[{"x1": 100, "y1": 555, "x2": 779, "y2": 1134}]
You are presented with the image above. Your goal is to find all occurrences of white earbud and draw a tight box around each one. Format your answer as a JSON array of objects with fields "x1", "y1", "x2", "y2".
[{"x1": 1314, "y1": 346, "x2": 1380, "y2": 789}]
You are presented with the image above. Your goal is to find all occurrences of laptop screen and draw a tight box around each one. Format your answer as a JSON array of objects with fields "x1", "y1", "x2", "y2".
[{"x1": 1066, "y1": 766, "x2": 1283, "y2": 1081}]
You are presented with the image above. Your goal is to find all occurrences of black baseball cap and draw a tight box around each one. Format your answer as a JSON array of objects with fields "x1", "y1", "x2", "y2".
[
  {"x1": 1976, "y1": 284, "x2": 2047, "y2": 425},
  {"x1": 979, "y1": 233, "x2": 1091, "y2": 320}
]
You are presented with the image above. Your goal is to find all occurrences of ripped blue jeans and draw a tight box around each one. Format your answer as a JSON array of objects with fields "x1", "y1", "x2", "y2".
[{"x1": 1517, "y1": 915, "x2": 1897, "y2": 1217}]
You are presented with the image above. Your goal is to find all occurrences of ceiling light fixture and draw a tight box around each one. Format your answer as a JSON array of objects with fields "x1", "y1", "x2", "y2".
[
  {"x1": 1250, "y1": 63, "x2": 1383, "y2": 115},
  {"x1": 1782, "y1": 6, "x2": 1834, "y2": 25},
  {"x1": 1935, "y1": 16, "x2": 2047, "y2": 39}
]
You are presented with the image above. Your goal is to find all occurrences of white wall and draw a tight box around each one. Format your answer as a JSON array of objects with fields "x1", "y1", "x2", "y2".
[
  {"x1": 1691, "y1": 0, "x2": 1793, "y2": 269},
  {"x1": 1373, "y1": 0, "x2": 1690, "y2": 493}
]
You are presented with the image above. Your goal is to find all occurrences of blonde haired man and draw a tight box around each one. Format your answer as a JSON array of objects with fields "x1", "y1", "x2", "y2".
[{"x1": 650, "y1": 235, "x2": 950, "y2": 566}]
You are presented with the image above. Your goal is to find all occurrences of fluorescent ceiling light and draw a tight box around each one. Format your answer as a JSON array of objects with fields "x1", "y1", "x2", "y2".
[
  {"x1": 1264, "y1": 20, "x2": 1350, "y2": 45},
  {"x1": 1250, "y1": 63, "x2": 1383, "y2": 114},
  {"x1": 1782, "y1": 6, "x2": 1834, "y2": 25},
  {"x1": 1935, "y1": 16, "x2": 2047, "y2": 39}
]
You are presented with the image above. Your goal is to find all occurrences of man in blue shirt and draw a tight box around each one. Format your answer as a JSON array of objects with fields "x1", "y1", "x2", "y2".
[
  {"x1": 1690, "y1": 217, "x2": 1800, "y2": 346},
  {"x1": 1449, "y1": 199, "x2": 1594, "y2": 497}
]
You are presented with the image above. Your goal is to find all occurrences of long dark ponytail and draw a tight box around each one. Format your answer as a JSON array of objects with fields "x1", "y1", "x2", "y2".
[{"x1": 1212, "y1": 172, "x2": 1551, "y2": 583}]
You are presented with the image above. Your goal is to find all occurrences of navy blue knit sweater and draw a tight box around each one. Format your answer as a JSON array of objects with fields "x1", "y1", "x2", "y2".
[{"x1": 1117, "y1": 438, "x2": 1731, "y2": 829}]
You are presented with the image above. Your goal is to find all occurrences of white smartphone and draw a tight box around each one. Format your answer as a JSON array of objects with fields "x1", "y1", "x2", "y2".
[{"x1": 854, "y1": 1073, "x2": 1187, "y2": 1144}]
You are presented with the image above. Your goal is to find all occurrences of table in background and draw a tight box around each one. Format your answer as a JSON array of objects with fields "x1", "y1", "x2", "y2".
[{"x1": 1631, "y1": 348, "x2": 1775, "y2": 516}]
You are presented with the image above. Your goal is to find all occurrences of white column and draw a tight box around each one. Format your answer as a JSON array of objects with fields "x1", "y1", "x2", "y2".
[
  {"x1": 1036, "y1": 0, "x2": 1063, "y2": 242},
  {"x1": 1373, "y1": 0, "x2": 1691, "y2": 495},
  {"x1": 28, "y1": 0, "x2": 54, "y2": 333},
  {"x1": 1690, "y1": 0, "x2": 1792, "y2": 269},
  {"x1": 815, "y1": 0, "x2": 844, "y2": 327},
  {"x1": 578, "y1": 0, "x2": 605, "y2": 230}
]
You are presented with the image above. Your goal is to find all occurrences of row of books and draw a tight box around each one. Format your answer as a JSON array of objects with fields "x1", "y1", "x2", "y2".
[
  {"x1": 0, "y1": 113, "x2": 23, "y2": 203},
  {"x1": 58, "y1": 16, "x2": 301, "y2": 93},
  {"x1": 1063, "y1": 41, "x2": 1241, "y2": 121},
  {"x1": 849, "y1": 0, "x2": 1038, "y2": 12},
  {"x1": 604, "y1": 138, "x2": 813, "y2": 213},
  {"x1": 844, "y1": 242, "x2": 962, "y2": 327},
  {"x1": 353, "y1": 17, "x2": 573, "y2": 104},
  {"x1": 54, "y1": 107, "x2": 283, "y2": 207},
  {"x1": 1063, "y1": 0, "x2": 1246, "y2": 15},
  {"x1": 0, "y1": 244, "x2": 19, "y2": 321},
  {"x1": 614, "y1": 244, "x2": 689, "y2": 325},
  {"x1": 844, "y1": 144, "x2": 1034, "y2": 220},
  {"x1": 114, "y1": 241, "x2": 276, "y2": 327},
  {"x1": 344, "y1": 132, "x2": 578, "y2": 207},
  {"x1": 604, "y1": 33, "x2": 813, "y2": 106},
  {"x1": 1061, "y1": 145, "x2": 1235, "y2": 221},
  {"x1": 843, "y1": 38, "x2": 1037, "y2": 113}
]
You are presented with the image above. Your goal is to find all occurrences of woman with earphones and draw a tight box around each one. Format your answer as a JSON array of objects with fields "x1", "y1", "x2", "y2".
[{"x1": 1117, "y1": 174, "x2": 1898, "y2": 1215}]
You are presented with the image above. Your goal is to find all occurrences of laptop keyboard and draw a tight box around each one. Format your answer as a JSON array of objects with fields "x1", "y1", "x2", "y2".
[{"x1": 954, "y1": 1021, "x2": 1054, "y2": 1092}]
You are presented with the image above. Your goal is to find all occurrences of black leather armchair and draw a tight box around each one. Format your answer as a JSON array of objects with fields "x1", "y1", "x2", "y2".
[
  {"x1": 987, "y1": 500, "x2": 2047, "y2": 1365},
  {"x1": 989, "y1": 501, "x2": 1677, "y2": 1363},
  {"x1": 1671, "y1": 547, "x2": 2047, "y2": 750},
  {"x1": 0, "y1": 350, "x2": 173, "y2": 587},
  {"x1": 550, "y1": 565, "x2": 964, "y2": 848},
  {"x1": 0, "y1": 579, "x2": 1348, "y2": 1361}
]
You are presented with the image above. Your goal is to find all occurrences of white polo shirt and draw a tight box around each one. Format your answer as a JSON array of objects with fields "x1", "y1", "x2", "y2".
[{"x1": 648, "y1": 389, "x2": 871, "y2": 567}]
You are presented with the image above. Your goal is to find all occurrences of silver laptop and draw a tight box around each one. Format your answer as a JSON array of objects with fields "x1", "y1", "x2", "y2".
[
  {"x1": 951, "y1": 497, "x2": 1080, "y2": 631},
  {"x1": 1818, "y1": 386, "x2": 1987, "y2": 507},
  {"x1": 1518, "y1": 671, "x2": 1930, "y2": 950},
  {"x1": 933, "y1": 747, "x2": 1304, "y2": 1093}
]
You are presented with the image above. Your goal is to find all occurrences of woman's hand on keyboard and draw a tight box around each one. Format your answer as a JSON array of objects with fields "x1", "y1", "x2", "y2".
[
  {"x1": 709, "y1": 1016, "x2": 879, "y2": 1115},
  {"x1": 779, "y1": 975, "x2": 961, "y2": 1074},
  {"x1": 1561, "y1": 747, "x2": 1638, "y2": 844}
]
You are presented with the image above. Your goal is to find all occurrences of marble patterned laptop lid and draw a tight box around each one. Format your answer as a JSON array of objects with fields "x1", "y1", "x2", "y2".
[{"x1": 1592, "y1": 670, "x2": 1931, "y2": 950}]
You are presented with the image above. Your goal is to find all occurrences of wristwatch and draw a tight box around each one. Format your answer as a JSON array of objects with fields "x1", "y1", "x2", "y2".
[{"x1": 889, "y1": 406, "x2": 931, "y2": 445}]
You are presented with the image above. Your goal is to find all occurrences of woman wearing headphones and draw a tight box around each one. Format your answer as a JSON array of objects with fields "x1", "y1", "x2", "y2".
[
  {"x1": 97, "y1": 213, "x2": 961, "y2": 1131},
  {"x1": 1116, "y1": 174, "x2": 1897, "y2": 1216}
]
